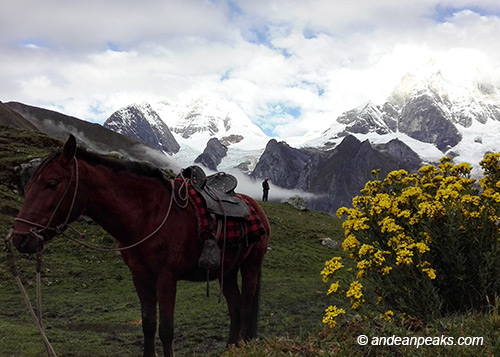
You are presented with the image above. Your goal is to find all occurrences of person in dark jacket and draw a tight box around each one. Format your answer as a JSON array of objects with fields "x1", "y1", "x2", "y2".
[{"x1": 262, "y1": 177, "x2": 270, "y2": 201}]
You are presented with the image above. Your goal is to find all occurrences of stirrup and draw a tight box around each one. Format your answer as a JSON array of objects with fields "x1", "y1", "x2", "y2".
[{"x1": 198, "y1": 239, "x2": 221, "y2": 270}]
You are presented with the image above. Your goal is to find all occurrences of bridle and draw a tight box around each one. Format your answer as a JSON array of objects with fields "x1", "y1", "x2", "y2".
[{"x1": 12, "y1": 156, "x2": 80, "y2": 246}]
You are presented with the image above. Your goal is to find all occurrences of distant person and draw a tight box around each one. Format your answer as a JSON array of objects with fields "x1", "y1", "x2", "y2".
[{"x1": 262, "y1": 177, "x2": 270, "y2": 201}]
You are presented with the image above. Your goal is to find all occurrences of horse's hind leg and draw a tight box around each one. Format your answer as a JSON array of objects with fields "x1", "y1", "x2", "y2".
[
  {"x1": 222, "y1": 268, "x2": 242, "y2": 345},
  {"x1": 245, "y1": 271, "x2": 261, "y2": 340},
  {"x1": 240, "y1": 257, "x2": 264, "y2": 340}
]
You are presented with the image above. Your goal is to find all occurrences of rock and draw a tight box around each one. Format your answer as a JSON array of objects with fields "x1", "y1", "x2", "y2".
[
  {"x1": 194, "y1": 137, "x2": 228, "y2": 171},
  {"x1": 285, "y1": 195, "x2": 308, "y2": 211},
  {"x1": 319, "y1": 238, "x2": 342, "y2": 250},
  {"x1": 16, "y1": 158, "x2": 42, "y2": 192}
]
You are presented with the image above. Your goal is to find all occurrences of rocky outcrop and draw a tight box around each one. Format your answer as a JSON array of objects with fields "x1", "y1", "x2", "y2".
[
  {"x1": 252, "y1": 135, "x2": 422, "y2": 214},
  {"x1": 398, "y1": 94, "x2": 461, "y2": 151},
  {"x1": 194, "y1": 138, "x2": 228, "y2": 171},
  {"x1": 337, "y1": 102, "x2": 394, "y2": 135},
  {"x1": 251, "y1": 139, "x2": 312, "y2": 189},
  {"x1": 375, "y1": 138, "x2": 422, "y2": 170}
]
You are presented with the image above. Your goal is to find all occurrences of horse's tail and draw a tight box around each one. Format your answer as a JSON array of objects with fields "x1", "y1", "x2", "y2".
[{"x1": 247, "y1": 269, "x2": 261, "y2": 339}]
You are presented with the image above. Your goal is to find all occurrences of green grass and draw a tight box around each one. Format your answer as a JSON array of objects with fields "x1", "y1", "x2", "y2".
[{"x1": 1, "y1": 126, "x2": 499, "y2": 356}]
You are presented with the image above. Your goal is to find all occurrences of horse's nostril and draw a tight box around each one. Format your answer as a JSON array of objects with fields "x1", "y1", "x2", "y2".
[{"x1": 14, "y1": 234, "x2": 43, "y2": 254}]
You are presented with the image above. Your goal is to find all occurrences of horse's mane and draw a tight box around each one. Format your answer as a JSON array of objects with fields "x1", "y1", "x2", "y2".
[
  {"x1": 30, "y1": 147, "x2": 168, "y2": 185},
  {"x1": 75, "y1": 147, "x2": 167, "y2": 181}
]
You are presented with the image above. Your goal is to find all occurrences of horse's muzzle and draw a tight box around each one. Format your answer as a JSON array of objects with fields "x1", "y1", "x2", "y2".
[{"x1": 11, "y1": 231, "x2": 46, "y2": 254}]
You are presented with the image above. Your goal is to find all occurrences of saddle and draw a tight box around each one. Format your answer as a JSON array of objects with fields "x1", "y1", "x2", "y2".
[{"x1": 180, "y1": 165, "x2": 250, "y2": 219}]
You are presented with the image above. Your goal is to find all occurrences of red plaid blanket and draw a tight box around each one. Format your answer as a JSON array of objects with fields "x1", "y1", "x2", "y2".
[{"x1": 175, "y1": 179, "x2": 265, "y2": 246}]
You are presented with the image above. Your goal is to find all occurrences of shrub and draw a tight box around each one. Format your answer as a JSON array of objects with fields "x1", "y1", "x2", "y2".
[{"x1": 322, "y1": 154, "x2": 500, "y2": 327}]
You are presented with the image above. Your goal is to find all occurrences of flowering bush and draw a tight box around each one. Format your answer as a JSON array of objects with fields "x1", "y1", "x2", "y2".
[{"x1": 323, "y1": 154, "x2": 500, "y2": 327}]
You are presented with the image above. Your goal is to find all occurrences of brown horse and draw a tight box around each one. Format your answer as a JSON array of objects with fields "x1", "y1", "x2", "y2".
[{"x1": 10, "y1": 135, "x2": 270, "y2": 357}]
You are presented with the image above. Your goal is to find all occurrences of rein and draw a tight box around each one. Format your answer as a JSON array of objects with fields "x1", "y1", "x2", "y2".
[{"x1": 4, "y1": 230, "x2": 58, "y2": 357}]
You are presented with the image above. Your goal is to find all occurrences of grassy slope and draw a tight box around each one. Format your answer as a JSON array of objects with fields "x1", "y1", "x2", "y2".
[{"x1": 1, "y1": 127, "x2": 499, "y2": 356}]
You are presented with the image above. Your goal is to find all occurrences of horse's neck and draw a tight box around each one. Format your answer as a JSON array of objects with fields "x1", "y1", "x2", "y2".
[{"x1": 81, "y1": 162, "x2": 169, "y2": 242}]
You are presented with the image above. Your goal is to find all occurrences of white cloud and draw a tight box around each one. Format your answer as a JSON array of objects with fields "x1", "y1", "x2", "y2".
[{"x1": 1, "y1": 0, "x2": 500, "y2": 137}]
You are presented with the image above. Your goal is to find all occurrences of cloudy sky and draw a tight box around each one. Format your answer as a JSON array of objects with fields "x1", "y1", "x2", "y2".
[{"x1": 1, "y1": 0, "x2": 500, "y2": 137}]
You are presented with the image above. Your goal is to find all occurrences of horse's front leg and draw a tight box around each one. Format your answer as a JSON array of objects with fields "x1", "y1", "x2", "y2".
[
  {"x1": 157, "y1": 272, "x2": 177, "y2": 357},
  {"x1": 221, "y1": 268, "x2": 242, "y2": 345},
  {"x1": 132, "y1": 276, "x2": 158, "y2": 357}
]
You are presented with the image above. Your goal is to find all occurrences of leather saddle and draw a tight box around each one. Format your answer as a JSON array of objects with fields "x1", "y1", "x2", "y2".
[{"x1": 181, "y1": 165, "x2": 250, "y2": 219}]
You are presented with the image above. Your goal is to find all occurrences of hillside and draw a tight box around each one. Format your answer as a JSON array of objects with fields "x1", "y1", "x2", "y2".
[
  {"x1": 0, "y1": 102, "x2": 38, "y2": 130},
  {"x1": 4, "y1": 102, "x2": 177, "y2": 170}
]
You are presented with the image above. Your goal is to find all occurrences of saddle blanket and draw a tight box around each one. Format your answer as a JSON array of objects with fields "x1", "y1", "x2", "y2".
[{"x1": 180, "y1": 180, "x2": 266, "y2": 246}]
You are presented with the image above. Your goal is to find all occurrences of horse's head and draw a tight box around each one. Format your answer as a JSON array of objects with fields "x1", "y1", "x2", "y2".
[{"x1": 12, "y1": 135, "x2": 86, "y2": 254}]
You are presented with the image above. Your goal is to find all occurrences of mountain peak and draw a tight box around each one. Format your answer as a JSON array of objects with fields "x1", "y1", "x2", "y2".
[
  {"x1": 104, "y1": 103, "x2": 180, "y2": 154},
  {"x1": 153, "y1": 94, "x2": 267, "y2": 141}
]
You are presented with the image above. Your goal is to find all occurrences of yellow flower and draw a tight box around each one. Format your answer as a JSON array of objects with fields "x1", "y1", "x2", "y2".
[
  {"x1": 397, "y1": 209, "x2": 411, "y2": 219},
  {"x1": 378, "y1": 217, "x2": 403, "y2": 233},
  {"x1": 379, "y1": 310, "x2": 394, "y2": 321},
  {"x1": 346, "y1": 281, "x2": 363, "y2": 300},
  {"x1": 327, "y1": 281, "x2": 340, "y2": 295},
  {"x1": 357, "y1": 259, "x2": 371, "y2": 270},
  {"x1": 380, "y1": 266, "x2": 392, "y2": 275},
  {"x1": 461, "y1": 194, "x2": 480, "y2": 206},
  {"x1": 422, "y1": 268, "x2": 437, "y2": 279},
  {"x1": 321, "y1": 257, "x2": 344, "y2": 282},
  {"x1": 336, "y1": 206, "x2": 349, "y2": 219},
  {"x1": 413, "y1": 242, "x2": 430, "y2": 254},
  {"x1": 322, "y1": 305, "x2": 346, "y2": 328},
  {"x1": 385, "y1": 169, "x2": 408, "y2": 185},
  {"x1": 396, "y1": 249, "x2": 413, "y2": 265},
  {"x1": 450, "y1": 162, "x2": 472, "y2": 177},
  {"x1": 342, "y1": 234, "x2": 359, "y2": 252},
  {"x1": 372, "y1": 250, "x2": 387, "y2": 266},
  {"x1": 370, "y1": 193, "x2": 393, "y2": 215},
  {"x1": 361, "y1": 180, "x2": 382, "y2": 196},
  {"x1": 351, "y1": 300, "x2": 363, "y2": 310},
  {"x1": 358, "y1": 244, "x2": 375, "y2": 257}
]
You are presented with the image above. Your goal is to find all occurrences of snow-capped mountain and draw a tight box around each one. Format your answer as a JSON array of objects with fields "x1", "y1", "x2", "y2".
[
  {"x1": 112, "y1": 94, "x2": 272, "y2": 172},
  {"x1": 104, "y1": 103, "x2": 180, "y2": 154},
  {"x1": 307, "y1": 65, "x2": 500, "y2": 175}
]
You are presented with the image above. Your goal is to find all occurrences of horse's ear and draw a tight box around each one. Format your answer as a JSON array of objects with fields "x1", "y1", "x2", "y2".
[{"x1": 62, "y1": 134, "x2": 77, "y2": 163}]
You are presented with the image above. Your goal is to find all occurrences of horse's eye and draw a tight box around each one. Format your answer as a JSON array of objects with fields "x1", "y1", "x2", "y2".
[{"x1": 45, "y1": 180, "x2": 59, "y2": 189}]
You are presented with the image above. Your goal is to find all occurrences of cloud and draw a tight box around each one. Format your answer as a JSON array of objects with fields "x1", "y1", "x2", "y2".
[
  {"x1": 196, "y1": 166, "x2": 319, "y2": 203},
  {"x1": 1, "y1": 1, "x2": 500, "y2": 138}
]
